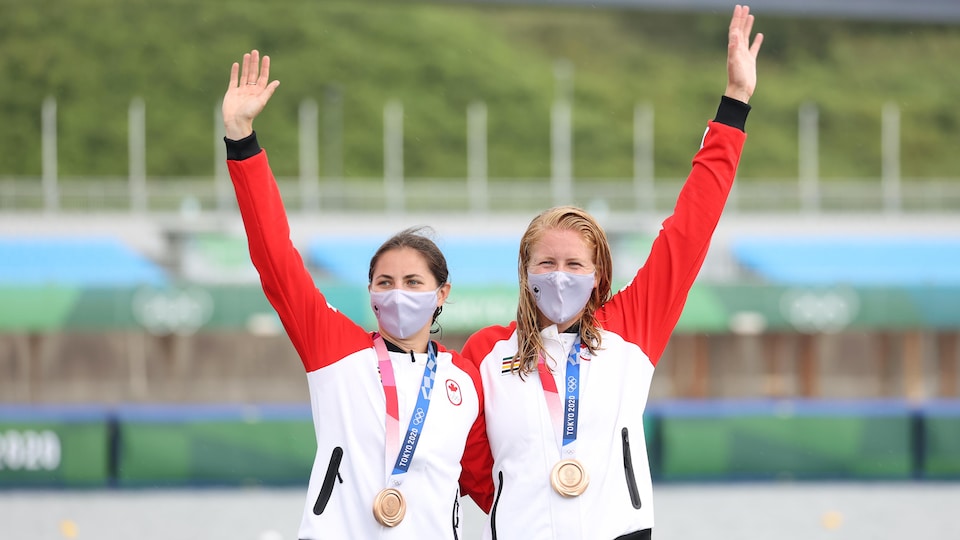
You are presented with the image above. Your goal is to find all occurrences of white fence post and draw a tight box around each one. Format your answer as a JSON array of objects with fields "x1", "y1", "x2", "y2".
[
  {"x1": 633, "y1": 102, "x2": 654, "y2": 213},
  {"x1": 799, "y1": 101, "x2": 820, "y2": 214},
  {"x1": 384, "y1": 100, "x2": 404, "y2": 214},
  {"x1": 129, "y1": 97, "x2": 147, "y2": 213},
  {"x1": 882, "y1": 101, "x2": 902, "y2": 214},
  {"x1": 467, "y1": 101, "x2": 488, "y2": 213},
  {"x1": 299, "y1": 98, "x2": 320, "y2": 213},
  {"x1": 42, "y1": 96, "x2": 59, "y2": 213},
  {"x1": 214, "y1": 102, "x2": 230, "y2": 213},
  {"x1": 551, "y1": 60, "x2": 574, "y2": 206},
  {"x1": 323, "y1": 85, "x2": 343, "y2": 181}
]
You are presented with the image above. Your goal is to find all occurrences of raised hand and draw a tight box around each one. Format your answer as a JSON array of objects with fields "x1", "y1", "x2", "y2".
[
  {"x1": 222, "y1": 49, "x2": 280, "y2": 140},
  {"x1": 725, "y1": 5, "x2": 763, "y2": 104}
]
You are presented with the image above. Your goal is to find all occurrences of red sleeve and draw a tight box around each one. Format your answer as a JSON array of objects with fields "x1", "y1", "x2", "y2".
[
  {"x1": 228, "y1": 150, "x2": 370, "y2": 371},
  {"x1": 461, "y1": 322, "x2": 517, "y2": 369},
  {"x1": 459, "y1": 407, "x2": 493, "y2": 512},
  {"x1": 448, "y1": 346, "x2": 494, "y2": 513},
  {"x1": 456, "y1": 324, "x2": 516, "y2": 512},
  {"x1": 597, "y1": 121, "x2": 745, "y2": 366}
]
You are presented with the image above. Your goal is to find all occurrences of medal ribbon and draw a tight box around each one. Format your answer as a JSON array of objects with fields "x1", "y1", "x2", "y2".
[
  {"x1": 537, "y1": 340, "x2": 581, "y2": 457},
  {"x1": 373, "y1": 334, "x2": 438, "y2": 485}
]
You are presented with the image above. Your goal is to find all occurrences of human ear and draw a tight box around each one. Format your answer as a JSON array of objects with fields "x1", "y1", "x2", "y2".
[{"x1": 437, "y1": 283, "x2": 452, "y2": 305}]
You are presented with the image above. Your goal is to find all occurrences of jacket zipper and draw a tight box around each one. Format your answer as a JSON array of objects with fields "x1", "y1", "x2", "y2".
[
  {"x1": 451, "y1": 488, "x2": 460, "y2": 539},
  {"x1": 313, "y1": 446, "x2": 344, "y2": 515},
  {"x1": 490, "y1": 470, "x2": 504, "y2": 540},
  {"x1": 621, "y1": 428, "x2": 642, "y2": 509}
]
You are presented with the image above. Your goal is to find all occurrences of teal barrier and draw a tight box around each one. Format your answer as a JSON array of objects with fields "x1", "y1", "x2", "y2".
[
  {"x1": 651, "y1": 400, "x2": 914, "y2": 481},
  {"x1": 115, "y1": 405, "x2": 315, "y2": 487},
  {"x1": 0, "y1": 406, "x2": 111, "y2": 487},
  {"x1": 922, "y1": 401, "x2": 960, "y2": 479},
  {"x1": 1, "y1": 401, "x2": 957, "y2": 487}
]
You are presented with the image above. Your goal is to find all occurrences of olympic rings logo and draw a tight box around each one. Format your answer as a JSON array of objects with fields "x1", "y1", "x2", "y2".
[
  {"x1": 566, "y1": 376, "x2": 577, "y2": 393},
  {"x1": 132, "y1": 286, "x2": 214, "y2": 336},
  {"x1": 780, "y1": 287, "x2": 859, "y2": 333},
  {"x1": 413, "y1": 408, "x2": 426, "y2": 424}
]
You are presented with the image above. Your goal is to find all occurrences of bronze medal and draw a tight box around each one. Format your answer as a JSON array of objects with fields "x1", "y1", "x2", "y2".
[
  {"x1": 550, "y1": 459, "x2": 589, "y2": 497},
  {"x1": 372, "y1": 488, "x2": 406, "y2": 527}
]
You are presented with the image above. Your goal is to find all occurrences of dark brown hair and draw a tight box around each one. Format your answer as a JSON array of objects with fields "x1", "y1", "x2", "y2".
[{"x1": 368, "y1": 226, "x2": 449, "y2": 323}]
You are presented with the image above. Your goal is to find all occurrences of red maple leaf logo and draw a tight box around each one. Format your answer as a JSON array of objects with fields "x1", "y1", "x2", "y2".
[{"x1": 445, "y1": 379, "x2": 462, "y2": 406}]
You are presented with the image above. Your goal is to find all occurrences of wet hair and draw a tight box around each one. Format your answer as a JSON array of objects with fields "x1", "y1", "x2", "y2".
[
  {"x1": 514, "y1": 206, "x2": 613, "y2": 375},
  {"x1": 368, "y1": 226, "x2": 449, "y2": 324}
]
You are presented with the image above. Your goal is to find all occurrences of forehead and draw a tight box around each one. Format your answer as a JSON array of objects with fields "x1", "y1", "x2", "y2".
[
  {"x1": 530, "y1": 228, "x2": 592, "y2": 259},
  {"x1": 373, "y1": 246, "x2": 432, "y2": 275}
]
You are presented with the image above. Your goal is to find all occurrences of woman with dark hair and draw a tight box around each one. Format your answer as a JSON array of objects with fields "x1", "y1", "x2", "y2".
[
  {"x1": 460, "y1": 5, "x2": 764, "y2": 539},
  {"x1": 221, "y1": 50, "x2": 486, "y2": 539}
]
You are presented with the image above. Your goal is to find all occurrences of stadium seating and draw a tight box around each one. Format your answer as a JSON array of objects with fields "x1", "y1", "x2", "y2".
[
  {"x1": 731, "y1": 236, "x2": 960, "y2": 286},
  {"x1": 0, "y1": 236, "x2": 168, "y2": 287},
  {"x1": 179, "y1": 233, "x2": 259, "y2": 284},
  {"x1": 306, "y1": 235, "x2": 520, "y2": 285}
]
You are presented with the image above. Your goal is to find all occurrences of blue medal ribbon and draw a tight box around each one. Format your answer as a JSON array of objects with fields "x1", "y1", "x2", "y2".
[
  {"x1": 389, "y1": 341, "x2": 438, "y2": 477},
  {"x1": 561, "y1": 342, "x2": 580, "y2": 451}
]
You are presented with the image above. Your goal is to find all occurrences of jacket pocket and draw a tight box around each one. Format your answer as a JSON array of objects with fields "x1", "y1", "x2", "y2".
[
  {"x1": 490, "y1": 470, "x2": 504, "y2": 540},
  {"x1": 313, "y1": 446, "x2": 343, "y2": 515},
  {"x1": 621, "y1": 428, "x2": 642, "y2": 509}
]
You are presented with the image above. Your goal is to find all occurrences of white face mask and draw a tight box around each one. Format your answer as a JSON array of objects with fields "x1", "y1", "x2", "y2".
[
  {"x1": 369, "y1": 288, "x2": 440, "y2": 340},
  {"x1": 527, "y1": 271, "x2": 595, "y2": 325}
]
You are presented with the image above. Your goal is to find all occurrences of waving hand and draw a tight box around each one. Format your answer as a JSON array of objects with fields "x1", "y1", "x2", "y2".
[
  {"x1": 725, "y1": 5, "x2": 763, "y2": 104},
  {"x1": 222, "y1": 49, "x2": 281, "y2": 140}
]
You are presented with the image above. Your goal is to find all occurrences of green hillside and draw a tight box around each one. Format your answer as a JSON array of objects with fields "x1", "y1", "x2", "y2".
[{"x1": 3, "y1": 0, "x2": 959, "y2": 181}]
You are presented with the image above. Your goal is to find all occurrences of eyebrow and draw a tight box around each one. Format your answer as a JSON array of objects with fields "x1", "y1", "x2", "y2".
[
  {"x1": 373, "y1": 273, "x2": 425, "y2": 281},
  {"x1": 534, "y1": 256, "x2": 586, "y2": 261}
]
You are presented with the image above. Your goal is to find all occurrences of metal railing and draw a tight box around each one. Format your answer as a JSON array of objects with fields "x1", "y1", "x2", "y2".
[{"x1": 3, "y1": 176, "x2": 960, "y2": 216}]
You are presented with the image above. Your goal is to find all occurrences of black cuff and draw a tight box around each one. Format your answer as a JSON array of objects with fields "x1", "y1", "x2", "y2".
[
  {"x1": 224, "y1": 131, "x2": 262, "y2": 161},
  {"x1": 714, "y1": 96, "x2": 751, "y2": 132}
]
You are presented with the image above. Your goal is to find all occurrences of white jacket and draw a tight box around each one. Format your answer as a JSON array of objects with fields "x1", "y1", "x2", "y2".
[{"x1": 461, "y1": 116, "x2": 747, "y2": 539}]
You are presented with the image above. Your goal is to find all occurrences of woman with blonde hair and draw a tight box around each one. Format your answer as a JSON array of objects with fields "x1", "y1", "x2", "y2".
[{"x1": 460, "y1": 6, "x2": 764, "y2": 539}]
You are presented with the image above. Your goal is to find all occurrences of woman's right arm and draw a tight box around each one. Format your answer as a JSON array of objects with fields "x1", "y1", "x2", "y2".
[
  {"x1": 224, "y1": 50, "x2": 367, "y2": 370},
  {"x1": 595, "y1": 6, "x2": 762, "y2": 366},
  {"x1": 227, "y1": 142, "x2": 330, "y2": 368}
]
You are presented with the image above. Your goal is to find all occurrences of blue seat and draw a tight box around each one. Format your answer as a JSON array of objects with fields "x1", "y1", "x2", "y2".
[
  {"x1": 307, "y1": 235, "x2": 519, "y2": 286},
  {"x1": 731, "y1": 236, "x2": 960, "y2": 286},
  {"x1": 0, "y1": 237, "x2": 168, "y2": 287}
]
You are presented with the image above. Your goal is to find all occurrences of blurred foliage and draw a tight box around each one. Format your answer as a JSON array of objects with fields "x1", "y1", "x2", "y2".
[{"x1": 2, "y1": 0, "x2": 959, "y2": 181}]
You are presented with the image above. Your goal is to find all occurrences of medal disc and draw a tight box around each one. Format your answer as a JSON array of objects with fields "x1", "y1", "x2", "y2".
[
  {"x1": 373, "y1": 488, "x2": 406, "y2": 527},
  {"x1": 550, "y1": 459, "x2": 589, "y2": 497}
]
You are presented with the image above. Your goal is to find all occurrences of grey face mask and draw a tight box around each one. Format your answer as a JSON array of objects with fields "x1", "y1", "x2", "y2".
[
  {"x1": 527, "y1": 271, "x2": 595, "y2": 325},
  {"x1": 369, "y1": 288, "x2": 440, "y2": 339}
]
